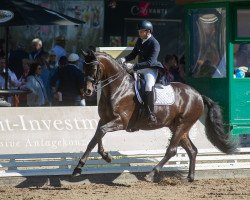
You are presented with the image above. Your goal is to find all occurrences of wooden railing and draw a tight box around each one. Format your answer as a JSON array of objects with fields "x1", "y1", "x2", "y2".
[{"x1": 0, "y1": 148, "x2": 249, "y2": 177}]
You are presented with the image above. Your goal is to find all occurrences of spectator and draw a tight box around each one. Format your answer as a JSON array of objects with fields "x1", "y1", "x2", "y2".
[
  {"x1": 58, "y1": 55, "x2": 68, "y2": 68},
  {"x1": 48, "y1": 50, "x2": 57, "y2": 68},
  {"x1": 40, "y1": 51, "x2": 57, "y2": 106},
  {"x1": 234, "y1": 44, "x2": 248, "y2": 67},
  {"x1": 51, "y1": 35, "x2": 67, "y2": 62},
  {"x1": 171, "y1": 54, "x2": 181, "y2": 81},
  {"x1": 19, "y1": 59, "x2": 31, "y2": 84},
  {"x1": 163, "y1": 54, "x2": 175, "y2": 82},
  {"x1": 50, "y1": 56, "x2": 68, "y2": 106},
  {"x1": 18, "y1": 59, "x2": 31, "y2": 107},
  {"x1": 163, "y1": 54, "x2": 185, "y2": 83},
  {"x1": 0, "y1": 57, "x2": 21, "y2": 106},
  {"x1": 50, "y1": 53, "x2": 84, "y2": 106},
  {"x1": 8, "y1": 43, "x2": 29, "y2": 79},
  {"x1": 21, "y1": 62, "x2": 48, "y2": 106},
  {"x1": 0, "y1": 57, "x2": 20, "y2": 89},
  {"x1": 29, "y1": 38, "x2": 45, "y2": 61}
]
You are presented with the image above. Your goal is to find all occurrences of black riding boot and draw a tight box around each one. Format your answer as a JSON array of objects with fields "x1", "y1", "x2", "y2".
[{"x1": 144, "y1": 91, "x2": 157, "y2": 125}]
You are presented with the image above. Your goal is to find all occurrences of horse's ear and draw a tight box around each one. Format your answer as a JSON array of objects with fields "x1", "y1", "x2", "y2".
[
  {"x1": 81, "y1": 49, "x2": 88, "y2": 57},
  {"x1": 87, "y1": 49, "x2": 97, "y2": 59}
]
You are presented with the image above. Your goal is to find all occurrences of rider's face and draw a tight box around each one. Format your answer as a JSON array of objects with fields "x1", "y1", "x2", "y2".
[{"x1": 138, "y1": 29, "x2": 149, "y2": 39}]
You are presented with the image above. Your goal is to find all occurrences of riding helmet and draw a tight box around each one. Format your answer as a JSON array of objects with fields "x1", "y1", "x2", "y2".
[{"x1": 137, "y1": 20, "x2": 153, "y2": 32}]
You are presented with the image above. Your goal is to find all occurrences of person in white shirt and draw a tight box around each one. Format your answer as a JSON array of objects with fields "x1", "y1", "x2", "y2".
[
  {"x1": 21, "y1": 62, "x2": 48, "y2": 106},
  {"x1": 0, "y1": 57, "x2": 21, "y2": 106},
  {"x1": 0, "y1": 58, "x2": 21, "y2": 89}
]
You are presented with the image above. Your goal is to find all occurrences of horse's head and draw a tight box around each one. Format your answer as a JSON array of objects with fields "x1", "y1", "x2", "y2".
[{"x1": 82, "y1": 50, "x2": 101, "y2": 96}]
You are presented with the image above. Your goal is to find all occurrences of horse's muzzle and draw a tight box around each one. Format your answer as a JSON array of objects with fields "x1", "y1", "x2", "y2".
[{"x1": 85, "y1": 89, "x2": 93, "y2": 96}]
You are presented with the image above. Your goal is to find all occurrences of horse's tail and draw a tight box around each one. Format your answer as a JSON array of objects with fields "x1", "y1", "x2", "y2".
[{"x1": 202, "y1": 95, "x2": 237, "y2": 154}]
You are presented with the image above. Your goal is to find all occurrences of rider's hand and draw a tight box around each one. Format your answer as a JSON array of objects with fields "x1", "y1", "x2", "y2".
[
  {"x1": 125, "y1": 63, "x2": 134, "y2": 74},
  {"x1": 117, "y1": 57, "x2": 126, "y2": 65}
]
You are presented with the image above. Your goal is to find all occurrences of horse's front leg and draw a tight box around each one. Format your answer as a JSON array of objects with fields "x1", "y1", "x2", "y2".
[
  {"x1": 72, "y1": 118, "x2": 124, "y2": 176},
  {"x1": 72, "y1": 126, "x2": 102, "y2": 176}
]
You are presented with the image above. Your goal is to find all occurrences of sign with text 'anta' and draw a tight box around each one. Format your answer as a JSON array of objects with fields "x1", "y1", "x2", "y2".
[{"x1": 0, "y1": 10, "x2": 14, "y2": 23}]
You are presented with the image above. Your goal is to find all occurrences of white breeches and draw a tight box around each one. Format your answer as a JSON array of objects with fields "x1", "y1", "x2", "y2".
[{"x1": 137, "y1": 68, "x2": 158, "y2": 91}]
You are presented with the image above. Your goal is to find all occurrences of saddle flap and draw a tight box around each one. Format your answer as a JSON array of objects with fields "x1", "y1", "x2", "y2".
[
  {"x1": 134, "y1": 80, "x2": 175, "y2": 106},
  {"x1": 153, "y1": 83, "x2": 175, "y2": 105}
]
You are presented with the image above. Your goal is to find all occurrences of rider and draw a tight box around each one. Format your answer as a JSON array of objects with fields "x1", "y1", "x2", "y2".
[{"x1": 118, "y1": 20, "x2": 164, "y2": 125}]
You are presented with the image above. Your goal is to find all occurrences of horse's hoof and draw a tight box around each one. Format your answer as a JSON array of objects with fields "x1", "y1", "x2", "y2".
[
  {"x1": 103, "y1": 153, "x2": 112, "y2": 163},
  {"x1": 145, "y1": 172, "x2": 155, "y2": 182},
  {"x1": 187, "y1": 176, "x2": 194, "y2": 182},
  {"x1": 72, "y1": 168, "x2": 82, "y2": 177}
]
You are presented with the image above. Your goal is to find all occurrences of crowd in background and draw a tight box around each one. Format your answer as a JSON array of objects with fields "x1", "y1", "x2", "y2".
[
  {"x1": 162, "y1": 54, "x2": 185, "y2": 83},
  {"x1": 0, "y1": 36, "x2": 185, "y2": 107},
  {"x1": 0, "y1": 36, "x2": 97, "y2": 107}
]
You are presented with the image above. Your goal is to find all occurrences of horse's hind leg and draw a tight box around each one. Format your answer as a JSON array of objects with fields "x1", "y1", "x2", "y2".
[
  {"x1": 180, "y1": 134, "x2": 198, "y2": 182},
  {"x1": 145, "y1": 124, "x2": 187, "y2": 182},
  {"x1": 98, "y1": 139, "x2": 112, "y2": 163}
]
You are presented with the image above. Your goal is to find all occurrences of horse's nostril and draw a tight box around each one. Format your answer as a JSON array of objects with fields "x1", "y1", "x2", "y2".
[{"x1": 86, "y1": 89, "x2": 92, "y2": 95}]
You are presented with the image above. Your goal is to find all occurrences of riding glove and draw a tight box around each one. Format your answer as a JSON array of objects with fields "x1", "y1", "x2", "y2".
[
  {"x1": 117, "y1": 57, "x2": 126, "y2": 65},
  {"x1": 125, "y1": 63, "x2": 134, "y2": 73}
]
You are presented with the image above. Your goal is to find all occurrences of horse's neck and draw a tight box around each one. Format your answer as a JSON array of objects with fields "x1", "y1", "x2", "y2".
[
  {"x1": 100, "y1": 57, "x2": 121, "y2": 78},
  {"x1": 99, "y1": 56, "x2": 134, "y2": 95}
]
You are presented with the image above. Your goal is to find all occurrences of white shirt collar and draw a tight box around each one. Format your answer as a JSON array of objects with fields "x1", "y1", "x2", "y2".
[{"x1": 142, "y1": 34, "x2": 151, "y2": 44}]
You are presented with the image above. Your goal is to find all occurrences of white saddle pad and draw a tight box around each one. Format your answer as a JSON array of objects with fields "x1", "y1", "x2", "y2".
[{"x1": 154, "y1": 84, "x2": 175, "y2": 105}]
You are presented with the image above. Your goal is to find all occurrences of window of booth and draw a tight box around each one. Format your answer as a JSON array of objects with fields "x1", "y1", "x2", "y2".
[
  {"x1": 233, "y1": 43, "x2": 250, "y2": 78},
  {"x1": 189, "y1": 8, "x2": 226, "y2": 78},
  {"x1": 233, "y1": 7, "x2": 250, "y2": 78},
  {"x1": 236, "y1": 9, "x2": 250, "y2": 39}
]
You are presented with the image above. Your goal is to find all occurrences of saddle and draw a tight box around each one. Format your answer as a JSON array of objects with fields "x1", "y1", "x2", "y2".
[{"x1": 134, "y1": 73, "x2": 175, "y2": 106}]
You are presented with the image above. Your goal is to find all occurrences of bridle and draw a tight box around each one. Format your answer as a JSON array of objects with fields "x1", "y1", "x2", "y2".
[
  {"x1": 84, "y1": 60, "x2": 101, "y2": 85},
  {"x1": 84, "y1": 60, "x2": 124, "y2": 92}
]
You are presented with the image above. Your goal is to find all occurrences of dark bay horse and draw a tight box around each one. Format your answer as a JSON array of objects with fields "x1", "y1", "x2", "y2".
[{"x1": 72, "y1": 50, "x2": 237, "y2": 182}]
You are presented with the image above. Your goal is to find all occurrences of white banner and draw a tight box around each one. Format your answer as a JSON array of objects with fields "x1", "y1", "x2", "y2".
[{"x1": 0, "y1": 106, "x2": 214, "y2": 154}]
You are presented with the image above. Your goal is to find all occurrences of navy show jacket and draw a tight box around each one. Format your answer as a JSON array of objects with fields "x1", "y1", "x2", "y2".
[{"x1": 125, "y1": 36, "x2": 163, "y2": 70}]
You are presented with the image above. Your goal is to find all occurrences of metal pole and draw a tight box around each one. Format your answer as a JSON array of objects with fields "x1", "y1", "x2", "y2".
[{"x1": 5, "y1": 26, "x2": 9, "y2": 90}]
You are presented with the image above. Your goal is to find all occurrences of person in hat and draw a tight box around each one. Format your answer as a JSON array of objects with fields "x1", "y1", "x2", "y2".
[
  {"x1": 51, "y1": 35, "x2": 67, "y2": 62},
  {"x1": 50, "y1": 53, "x2": 84, "y2": 106},
  {"x1": 68, "y1": 53, "x2": 79, "y2": 63},
  {"x1": 117, "y1": 20, "x2": 164, "y2": 125}
]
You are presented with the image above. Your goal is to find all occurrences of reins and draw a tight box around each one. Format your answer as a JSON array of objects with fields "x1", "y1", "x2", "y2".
[{"x1": 84, "y1": 60, "x2": 125, "y2": 92}]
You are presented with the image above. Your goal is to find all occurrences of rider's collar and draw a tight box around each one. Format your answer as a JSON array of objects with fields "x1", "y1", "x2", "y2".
[{"x1": 142, "y1": 34, "x2": 151, "y2": 44}]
